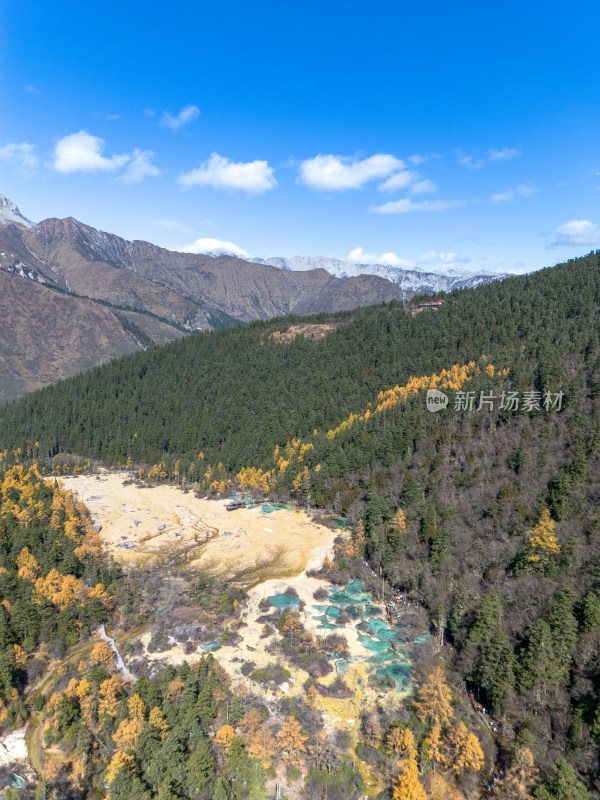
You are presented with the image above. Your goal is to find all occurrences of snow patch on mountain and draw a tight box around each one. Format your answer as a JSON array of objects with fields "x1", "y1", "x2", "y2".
[
  {"x1": 0, "y1": 194, "x2": 34, "y2": 227},
  {"x1": 250, "y1": 255, "x2": 511, "y2": 293}
]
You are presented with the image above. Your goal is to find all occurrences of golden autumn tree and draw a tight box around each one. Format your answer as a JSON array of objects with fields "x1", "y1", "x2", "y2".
[
  {"x1": 277, "y1": 717, "x2": 308, "y2": 767},
  {"x1": 215, "y1": 724, "x2": 236, "y2": 753},
  {"x1": 495, "y1": 747, "x2": 538, "y2": 800},
  {"x1": 88, "y1": 583, "x2": 112, "y2": 606},
  {"x1": 421, "y1": 721, "x2": 445, "y2": 771},
  {"x1": 393, "y1": 756, "x2": 428, "y2": 800},
  {"x1": 291, "y1": 466, "x2": 310, "y2": 498},
  {"x1": 448, "y1": 721, "x2": 484, "y2": 775},
  {"x1": 98, "y1": 676, "x2": 124, "y2": 719},
  {"x1": 242, "y1": 713, "x2": 277, "y2": 768},
  {"x1": 106, "y1": 751, "x2": 133, "y2": 785},
  {"x1": 304, "y1": 684, "x2": 321, "y2": 709},
  {"x1": 525, "y1": 509, "x2": 560, "y2": 571},
  {"x1": 148, "y1": 707, "x2": 169, "y2": 740},
  {"x1": 414, "y1": 665, "x2": 454, "y2": 727},
  {"x1": 70, "y1": 753, "x2": 87, "y2": 791},
  {"x1": 113, "y1": 716, "x2": 144, "y2": 752},
  {"x1": 387, "y1": 726, "x2": 418, "y2": 760},
  {"x1": 81, "y1": 694, "x2": 98, "y2": 729},
  {"x1": 12, "y1": 644, "x2": 27, "y2": 669},
  {"x1": 16, "y1": 547, "x2": 40, "y2": 582},
  {"x1": 74, "y1": 679, "x2": 92, "y2": 702},
  {"x1": 390, "y1": 508, "x2": 407, "y2": 537},
  {"x1": 239, "y1": 708, "x2": 264, "y2": 738},
  {"x1": 127, "y1": 694, "x2": 146, "y2": 721},
  {"x1": 89, "y1": 641, "x2": 114, "y2": 669}
]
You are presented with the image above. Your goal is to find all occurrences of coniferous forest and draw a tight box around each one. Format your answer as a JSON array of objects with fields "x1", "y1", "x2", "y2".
[{"x1": 0, "y1": 251, "x2": 600, "y2": 797}]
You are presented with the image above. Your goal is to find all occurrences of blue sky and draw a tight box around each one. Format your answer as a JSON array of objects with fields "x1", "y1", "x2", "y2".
[{"x1": 2, "y1": 0, "x2": 600, "y2": 273}]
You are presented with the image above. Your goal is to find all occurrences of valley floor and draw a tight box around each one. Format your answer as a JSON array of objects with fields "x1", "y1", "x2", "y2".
[{"x1": 60, "y1": 472, "x2": 336, "y2": 585}]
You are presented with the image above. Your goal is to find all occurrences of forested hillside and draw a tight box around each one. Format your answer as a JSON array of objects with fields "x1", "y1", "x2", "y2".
[
  {"x1": 1, "y1": 251, "x2": 600, "y2": 795},
  {"x1": 1, "y1": 251, "x2": 597, "y2": 470},
  {"x1": 0, "y1": 466, "x2": 122, "y2": 724}
]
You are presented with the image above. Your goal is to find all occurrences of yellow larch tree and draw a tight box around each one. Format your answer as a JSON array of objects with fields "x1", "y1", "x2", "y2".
[
  {"x1": 525, "y1": 509, "x2": 560, "y2": 571},
  {"x1": 16, "y1": 547, "x2": 40, "y2": 582},
  {"x1": 414, "y1": 665, "x2": 454, "y2": 727},
  {"x1": 304, "y1": 684, "x2": 321, "y2": 709},
  {"x1": 106, "y1": 751, "x2": 134, "y2": 785},
  {"x1": 393, "y1": 756, "x2": 428, "y2": 800},
  {"x1": 247, "y1": 724, "x2": 277, "y2": 767},
  {"x1": 215, "y1": 724, "x2": 236, "y2": 753},
  {"x1": 277, "y1": 717, "x2": 308, "y2": 768},
  {"x1": 98, "y1": 676, "x2": 124, "y2": 719},
  {"x1": 89, "y1": 641, "x2": 115, "y2": 669},
  {"x1": 497, "y1": 747, "x2": 539, "y2": 800},
  {"x1": 12, "y1": 644, "x2": 27, "y2": 669},
  {"x1": 239, "y1": 708, "x2": 263, "y2": 738},
  {"x1": 113, "y1": 716, "x2": 144, "y2": 752},
  {"x1": 390, "y1": 508, "x2": 407, "y2": 534},
  {"x1": 127, "y1": 694, "x2": 146, "y2": 721},
  {"x1": 387, "y1": 726, "x2": 418, "y2": 760},
  {"x1": 448, "y1": 721, "x2": 484, "y2": 775},
  {"x1": 291, "y1": 466, "x2": 310, "y2": 497},
  {"x1": 421, "y1": 721, "x2": 445, "y2": 771},
  {"x1": 149, "y1": 707, "x2": 169, "y2": 740},
  {"x1": 88, "y1": 583, "x2": 112, "y2": 606},
  {"x1": 81, "y1": 694, "x2": 98, "y2": 730},
  {"x1": 495, "y1": 747, "x2": 538, "y2": 800},
  {"x1": 75, "y1": 679, "x2": 92, "y2": 701}
]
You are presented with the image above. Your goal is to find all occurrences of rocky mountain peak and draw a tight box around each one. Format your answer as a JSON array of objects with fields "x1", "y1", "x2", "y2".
[{"x1": 0, "y1": 193, "x2": 34, "y2": 227}]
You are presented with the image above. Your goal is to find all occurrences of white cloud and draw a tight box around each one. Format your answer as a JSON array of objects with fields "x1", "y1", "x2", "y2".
[
  {"x1": 161, "y1": 105, "x2": 201, "y2": 131},
  {"x1": 410, "y1": 178, "x2": 437, "y2": 195},
  {"x1": 418, "y1": 250, "x2": 471, "y2": 268},
  {"x1": 0, "y1": 142, "x2": 39, "y2": 176},
  {"x1": 549, "y1": 219, "x2": 600, "y2": 247},
  {"x1": 407, "y1": 153, "x2": 428, "y2": 165},
  {"x1": 25, "y1": 85, "x2": 41, "y2": 95},
  {"x1": 460, "y1": 147, "x2": 521, "y2": 169},
  {"x1": 178, "y1": 237, "x2": 249, "y2": 258},
  {"x1": 118, "y1": 149, "x2": 160, "y2": 183},
  {"x1": 491, "y1": 184, "x2": 536, "y2": 203},
  {"x1": 298, "y1": 153, "x2": 405, "y2": 191},
  {"x1": 53, "y1": 131, "x2": 129, "y2": 173},
  {"x1": 178, "y1": 153, "x2": 277, "y2": 195},
  {"x1": 371, "y1": 198, "x2": 465, "y2": 214},
  {"x1": 488, "y1": 147, "x2": 521, "y2": 162},
  {"x1": 378, "y1": 170, "x2": 417, "y2": 193},
  {"x1": 348, "y1": 246, "x2": 414, "y2": 268}
]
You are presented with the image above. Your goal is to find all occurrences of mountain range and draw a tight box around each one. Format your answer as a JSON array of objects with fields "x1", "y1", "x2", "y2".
[
  {"x1": 0, "y1": 193, "x2": 403, "y2": 400},
  {"x1": 251, "y1": 254, "x2": 511, "y2": 293},
  {"x1": 0, "y1": 192, "x2": 507, "y2": 402}
]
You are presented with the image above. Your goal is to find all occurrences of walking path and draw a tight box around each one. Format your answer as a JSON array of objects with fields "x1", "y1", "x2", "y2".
[{"x1": 98, "y1": 625, "x2": 137, "y2": 683}]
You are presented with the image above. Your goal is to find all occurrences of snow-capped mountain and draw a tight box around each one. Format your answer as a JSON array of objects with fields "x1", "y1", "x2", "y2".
[
  {"x1": 251, "y1": 255, "x2": 511, "y2": 293},
  {"x1": 0, "y1": 193, "x2": 34, "y2": 227}
]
